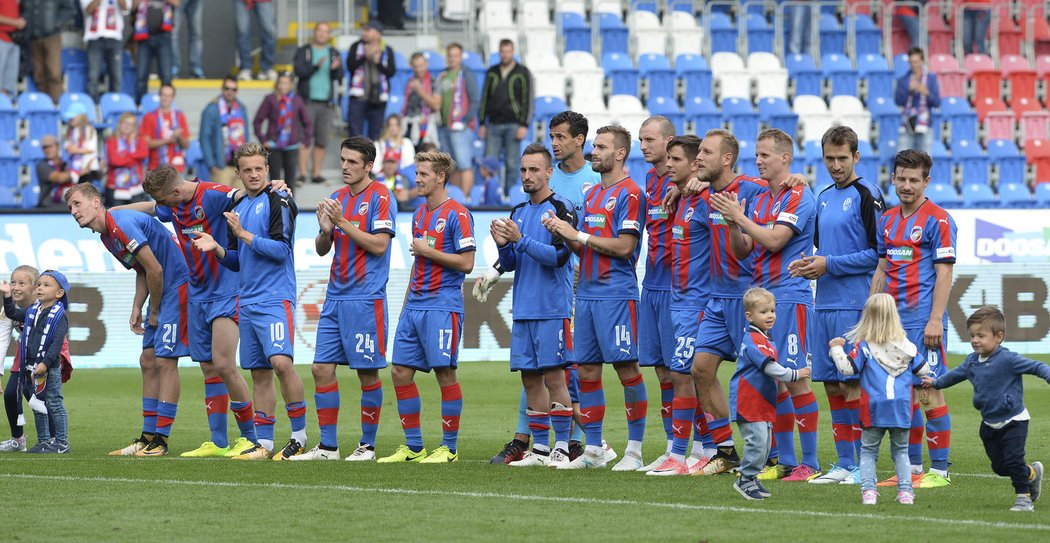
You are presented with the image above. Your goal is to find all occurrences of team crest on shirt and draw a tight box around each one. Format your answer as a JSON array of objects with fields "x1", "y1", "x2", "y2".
[
  {"x1": 358, "y1": 201, "x2": 369, "y2": 216},
  {"x1": 684, "y1": 207, "x2": 694, "y2": 221},
  {"x1": 910, "y1": 225, "x2": 923, "y2": 242},
  {"x1": 772, "y1": 200, "x2": 782, "y2": 215},
  {"x1": 604, "y1": 197, "x2": 617, "y2": 211},
  {"x1": 255, "y1": 201, "x2": 264, "y2": 214},
  {"x1": 842, "y1": 197, "x2": 853, "y2": 211},
  {"x1": 193, "y1": 205, "x2": 205, "y2": 220},
  {"x1": 435, "y1": 217, "x2": 446, "y2": 233}
]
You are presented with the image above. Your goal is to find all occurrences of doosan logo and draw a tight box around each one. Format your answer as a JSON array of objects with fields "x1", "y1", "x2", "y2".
[
  {"x1": 975, "y1": 218, "x2": 1050, "y2": 263},
  {"x1": 886, "y1": 247, "x2": 914, "y2": 260}
]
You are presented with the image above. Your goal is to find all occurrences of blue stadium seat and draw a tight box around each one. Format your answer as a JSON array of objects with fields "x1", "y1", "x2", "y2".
[
  {"x1": 785, "y1": 54, "x2": 822, "y2": 96},
  {"x1": 685, "y1": 96, "x2": 722, "y2": 134},
  {"x1": 461, "y1": 50, "x2": 487, "y2": 92},
  {"x1": 721, "y1": 97, "x2": 759, "y2": 138},
  {"x1": 61, "y1": 48, "x2": 88, "y2": 94},
  {"x1": 560, "y1": 13, "x2": 592, "y2": 53},
  {"x1": 953, "y1": 139, "x2": 988, "y2": 186},
  {"x1": 120, "y1": 50, "x2": 137, "y2": 97},
  {"x1": 756, "y1": 97, "x2": 798, "y2": 134},
  {"x1": 815, "y1": 160, "x2": 834, "y2": 191},
  {"x1": 892, "y1": 53, "x2": 910, "y2": 79},
  {"x1": 850, "y1": 15, "x2": 882, "y2": 56},
  {"x1": 140, "y1": 93, "x2": 161, "y2": 116},
  {"x1": 708, "y1": 12, "x2": 737, "y2": 54},
  {"x1": 447, "y1": 184, "x2": 467, "y2": 204},
  {"x1": 929, "y1": 140, "x2": 953, "y2": 184},
  {"x1": 639, "y1": 53, "x2": 675, "y2": 100},
  {"x1": 0, "y1": 93, "x2": 15, "y2": 141},
  {"x1": 858, "y1": 54, "x2": 894, "y2": 100},
  {"x1": 1035, "y1": 183, "x2": 1050, "y2": 206},
  {"x1": 99, "y1": 92, "x2": 138, "y2": 132},
  {"x1": 599, "y1": 13, "x2": 629, "y2": 55},
  {"x1": 20, "y1": 180, "x2": 39, "y2": 209},
  {"x1": 857, "y1": 140, "x2": 880, "y2": 182},
  {"x1": 822, "y1": 53, "x2": 857, "y2": 97},
  {"x1": 736, "y1": 139, "x2": 759, "y2": 177},
  {"x1": 940, "y1": 97, "x2": 977, "y2": 148},
  {"x1": 819, "y1": 14, "x2": 846, "y2": 56},
  {"x1": 961, "y1": 182, "x2": 997, "y2": 207},
  {"x1": 668, "y1": 0, "x2": 693, "y2": 13},
  {"x1": 404, "y1": 0, "x2": 437, "y2": 19},
  {"x1": 744, "y1": 14, "x2": 773, "y2": 54},
  {"x1": 602, "y1": 52, "x2": 638, "y2": 95},
  {"x1": 385, "y1": 94, "x2": 403, "y2": 120},
  {"x1": 802, "y1": 140, "x2": 823, "y2": 172},
  {"x1": 868, "y1": 96, "x2": 900, "y2": 158},
  {"x1": 677, "y1": 53, "x2": 712, "y2": 100},
  {"x1": 998, "y1": 182, "x2": 1032, "y2": 207},
  {"x1": 17, "y1": 92, "x2": 60, "y2": 140},
  {"x1": 0, "y1": 141, "x2": 17, "y2": 190},
  {"x1": 927, "y1": 182, "x2": 961, "y2": 207},
  {"x1": 883, "y1": 185, "x2": 900, "y2": 207},
  {"x1": 647, "y1": 96, "x2": 685, "y2": 134},
  {"x1": 420, "y1": 49, "x2": 446, "y2": 77},
  {"x1": 987, "y1": 139, "x2": 1027, "y2": 184},
  {"x1": 508, "y1": 183, "x2": 528, "y2": 205},
  {"x1": 0, "y1": 184, "x2": 16, "y2": 208},
  {"x1": 185, "y1": 140, "x2": 206, "y2": 180},
  {"x1": 534, "y1": 96, "x2": 567, "y2": 132},
  {"x1": 19, "y1": 138, "x2": 44, "y2": 167},
  {"x1": 59, "y1": 92, "x2": 98, "y2": 124}
]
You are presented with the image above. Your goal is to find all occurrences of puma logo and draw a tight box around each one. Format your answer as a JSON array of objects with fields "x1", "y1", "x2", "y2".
[
  {"x1": 362, "y1": 411, "x2": 376, "y2": 421},
  {"x1": 619, "y1": 348, "x2": 631, "y2": 355},
  {"x1": 363, "y1": 354, "x2": 375, "y2": 362}
]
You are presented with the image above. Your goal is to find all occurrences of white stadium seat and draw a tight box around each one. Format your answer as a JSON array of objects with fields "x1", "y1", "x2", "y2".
[
  {"x1": 523, "y1": 28, "x2": 557, "y2": 57},
  {"x1": 635, "y1": 31, "x2": 667, "y2": 56},
  {"x1": 563, "y1": 51, "x2": 600, "y2": 71},
  {"x1": 569, "y1": 69, "x2": 607, "y2": 105},
  {"x1": 533, "y1": 69, "x2": 568, "y2": 100},
  {"x1": 519, "y1": 0, "x2": 553, "y2": 29},
  {"x1": 482, "y1": 1, "x2": 515, "y2": 28},
  {"x1": 608, "y1": 94, "x2": 645, "y2": 113}
]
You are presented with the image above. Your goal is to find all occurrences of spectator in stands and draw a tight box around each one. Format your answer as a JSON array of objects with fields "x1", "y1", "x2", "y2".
[
  {"x1": 474, "y1": 156, "x2": 505, "y2": 207},
  {"x1": 376, "y1": 148, "x2": 413, "y2": 207},
  {"x1": 253, "y1": 72, "x2": 313, "y2": 186},
  {"x1": 0, "y1": 1, "x2": 25, "y2": 97},
  {"x1": 82, "y1": 0, "x2": 128, "y2": 101},
  {"x1": 293, "y1": 21, "x2": 342, "y2": 185},
  {"x1": 372, "y1": 114, "x2": 414, "y2": 175},
  {"x1": 788, "y1": 3, "x2": 811, "y2": 55},
  {"x1": 235, "y1": 0, "x2": 276, "y2": 81},
  {"x1": 140, "y1": 83, "x2": 190, "y2": 173},
  {"x1": 132, "y1": 0, "x2": 178, "y2": 105},
  {"x1": 478, "y1": 39, "x2": 533, "y2": 196},
  {"x1": 896, "y1": 1, "x2": 925, "y2": 50},
  {"x1": 23, "y1": 0, "x2": 77, "y2": 104},
  {"x1": 895, "y1": 47, "x2": 940, "y2": 154},
  {"x1": 63, "y1": 102, "x2": 101, "y2": 186},
  {"x1": 171, "y1": 0, "x2": 203, "y2": 78},
  {"x1": 36, "y1": 135, "x2": 73, "y2": 209},
  {"x1": 437, "y1": 42, "x2": 479, "y2": 198},
  {"x1": 402, "y1": 51, "x2": 440, "y2": 148},
  {"x1": 200, "y1": 76, "x2": 250, "y2": 188},
  {"x1": 346, "y1": 21, "x2": 396, "y2": 140},
  {"x1": 963, "y1": 1, "x2": 991, "y2": 55},
  {"x1": 105, "y1": 112, "x2": 150, "y2": 205}
]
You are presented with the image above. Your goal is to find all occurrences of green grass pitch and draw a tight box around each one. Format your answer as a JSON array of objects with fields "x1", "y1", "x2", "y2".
[{"x1": 3, "y1": 355, "x2": 1050, "y2": 542}]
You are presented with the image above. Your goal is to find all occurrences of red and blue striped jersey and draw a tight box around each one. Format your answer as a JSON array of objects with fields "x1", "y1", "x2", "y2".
[
  {"x1": 746, "y1": 184, "x2": 817, "y2": 304},
  {"x1": 101, "y1": 209, "x2": 189, "y2": 288},
  {"x1": 642, "y1": 168, "x2": 673, "y2": 291},
  {"x1": 155, "y1": 181, "x2": 239, "y2": 302},
  {"x1": 324, "y1": 181, "x2": 397, "y2": 301},
  {"x1": 729, "y1": 327, "x2": 779, "y2": 423},
  {"x1": 576, "y1": 177, "x2": 644, "y2": 301},
  {"x1": 406, "y1": 199, "x2": 475, "y2": 313},
  {"x1": 706, "y1": 175, "x2": 767, "y2": 299},
  {"x1": 670, "y1": 192, "x2": 711, "y2": 310},
  {"x1": 876, "y1": 199, "x2": 957, "y2": 328}
]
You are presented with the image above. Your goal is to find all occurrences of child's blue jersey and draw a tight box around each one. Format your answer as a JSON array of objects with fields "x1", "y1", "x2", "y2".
[
  {"x1": 496, "y1": 193, "x2": 577, "y2": 320},
  {"x1": 155, "y1": 181, "x2": 240, "y2": 302},
  {"x1": 323, "y1": 181, "x2": 397, "y2": 301},
  {"x1": 642, "y1": 168, "x2": 673, "y2": 291},
  {"x1": 549, "y1": 160, "x2": 600, "y2": 214},
  {"x1": 219, "y1": 187, "x2": 297, "y2": 305},
  {"x1": 813, "y1": 178, "x2": 883, "y2": 311},
  {"x1": 745, "y1": 184, "x2": 817, "y2": 305},
  {"x1": 729, "y1": 326, "x2": 779, "y2": 423},
  {"x1": 101, "y1": 209, "x2": 189, "y2": 288},
  {"x1": 576, "y1": 177, "x2": 644, "y2": 301},
  {"x1": 850, "y1": 341, "x2": 926, "y2": 428}
]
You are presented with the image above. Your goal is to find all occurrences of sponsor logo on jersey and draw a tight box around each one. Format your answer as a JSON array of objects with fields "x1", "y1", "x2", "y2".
[
  {"x1": 621, "y1": 220, "x2": 640, "y2": 231},
  {"x1": 459, "y1": 236, "x2": 476, "y2": 248},
  {"x1": 672, "y1": 225, "x2": 685, "y2": 240},
  {"x1": 373, "y1": 219, "x2": 393, "y2": 230},
  {"x1": 648, "y1": 207, "x2": 669, "y2": 220},
  {"x1": 126, "y1": 239, "x2": 139, "y2": 252},
  {"x1": 779, "y1": 212, "x2": 799, "y2": 226},
  {"x1": 180, "y1": 224, "x2": 203, "y2": 236},
  {"x1": 585, "y1": 214, "x2": 607, "y2": 228},
  {"x1": 435, "y1": 217, "x2": 446, "y2": 233},
  {"x1": 842, "y1": 197, "x2": 852, "y2": 211},
  {"x1": 886, "y1": 247, "x2": 914, "y2": 261},
  {"x1": 935, "y1": 247, "x2": 955, "y2": 259},
  {"x1": 709, "y1": 212, "x2": 727, "y2": 225},
  {"x1": 910, "y1": 225, "x2": 923, "y2": 242},
  {"x1": 426, "y1": 236, "x2": 437, "y2": 248}
]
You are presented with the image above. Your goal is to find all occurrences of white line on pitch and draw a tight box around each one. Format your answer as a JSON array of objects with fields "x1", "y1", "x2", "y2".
[{"x1": 6, "y1": 473, "x2": 1048, "y2": 531}]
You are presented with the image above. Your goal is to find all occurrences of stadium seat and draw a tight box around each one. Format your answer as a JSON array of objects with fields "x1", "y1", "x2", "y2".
[
  {"x1": 999, "y1": 16, "x2": 1024, "y2": 57},
  {"x1": 822, "y1": 53, "x2": 858, "y2": 97},
  {"x1": 685, "y1": 95, "x2": 722, "y2": 135},
  {"x1": 711, "y1": 52, "x2": 750, "y2": 100},
  {"x1": 927, "y1": 182, "x2": 961, "y2": 207},
  {"x1": 523, "y1": 29, "x2": 558, "y2": 58},
  {"x1": 668, "y1": 0, "x2": 693, "y2": 13},
  {"x1": 883, "y1": 185, "x2": 900, "y2": 207},
  {"x1": 420, "y1": 50, "x2": 446, "y2": 77},
  {"x1": 802, "y1": 140, "x2": 823, "y2": 173},
  {"x1": 17, "y1": 91, "x2": 60, "y2": 140},
  {"x1": 99, "y1": 92, "x2": 137, "y2": 132},
  {"x1": 818, "y1": 14, "x2": 846, "y2": 56},
  {"x1": 722, "y1": 97, "x2": 759, "y2": 138},
  {"x1": 520, "y1": 0, "x2": 552, "y2": 27},
  {"x1": 941, "y1": 97, "x2": 978, "y2": 148},
  {"x1": 59, "y1": 92, "x2": 98, "y2": 124},
  {"x1": 560, "y1": 13, "x2": 592, "y2": 53},
  {"x1": 609, "y1": 94, "x2": 645, "y2": 113},
  {"x1": 639, "y1": 53, "x2": 675, "y2": 100},
  {"x1": 120, "y1": 50, "x2": 137, "y2": 97},
  {"x1": 794, "y1": 95, "x2": 834, "y2": 143},
  {"x1": 462, "y1": 50, "x2": 487, "y2": 91},
  {"x1": 984, "y1": 111, "x2": 1016, "y2": 142},
  {"x1": 965, "y1": 53, "x2": 996, "y2": 75},
  {"x1": 868, "y1": 96, "x2": 900, "y2": 157},
  {"x1": 857, "y1": 54, "x2": 894, "y2": 100},
  {"x1": 988, "y1": 139, "x2": 1027, "y2": 184},
  {"x1": 926, "y1": 7, "x2": 953, "y2": 55},
  {"x1": 1022, "y1": 111, "x2": 1050, "y2": 143},
  {"x1": 0, "y1": 93, "x2": 15, "y2": 141},
  {"x1": 1027, "y1": 139, "x2": 1050, "y2": 183},
  {"x1": 677, "y1": 53, "x2": 712, "y2": 100},
  {"x1": 892, "y1": 53, "x2": 910, "y2": 79},
  {"x1": 563, "y1": 51, "x2": 598, "y2": 71},
  {"x1": 533, "y1": 68, "x2": 567, "y2": 100},
  {"x1": 748, "y1": 52, "x2": 788, "y2": 100},
  {"x1": 598, "y1": 13, "x2": 629, "y2": 55},
  {"x1": 744, "y1": 13, "x2": 773, "y2": 54},
  {"x1": 61, "y1": 48, "x2": 88, "y2": 94},
  {"x1": 975, "y1": 96, "x2": 1008, "y2": 124},
  {"x1": 960, "y1": 182, "x2": 997, "y2": 207},
  {"x1": 568, "y1": 69, "x2": 606, "y2": 106},
  {"x1": 929, "y1": 53, "x2": 960, "y2": 73},
  {"x1": 647, "y1": 96, "x2": 685, "y2": 134},
  {"x1": 185, "y1": 140, "x2": 206, "y2": 180},
  {"x1": 632, "y1": 11, "x2": 667, "y2": 56},
  {"x1": 139, "y1": 93, "x2": 162, "y2": 116},
  {"x1": 1036, "y1": 54, "x2": 1050, "y2": 80},
  {"x1": 447, "y1": 184, "x2": 467, "y2": 204},
  {"x1": 936, "y1": 69, "x2": 967, "y2": 98},
  {"x1": 998, "y1": 182, "x2": 1032, "y2": 207},
  {"x1": 829, "y1": 96, "x2": 871, "y2": 142},
  {"x1": 953, "y1": 139, "x2": 989, "y2": 187},
  {"x1": 736, "y1": 139, "x2": 759, "y2": 177},
  {"x1": 757, "y1": 97, "x2": 798, "y2": 134},
  {"x1": 1035, "y1": 182, "x2": 1050, "y2": 205},
  {"x1": 603, "y1": 52, "x2": 639, "y2": 95},
  {"x1": 670, "y1": 15, "x2": 703, "y2": 57},
  {"x1": 929, "y1": 140, "x2": 953, "y2": 184},
  {"x1": 850, "y1": 15, "x2": 882, "y2": 56},
  {"x1": 480, "y1": 0, "x2": 513, "y2": 27},
  {"x1": 707, "y1": 12, "x2": 737, "y2": 54},
  {"x1": 19, "y1": 138, "x2": 44, "y2": 166},
  {"x1": 785, "y1": 53, "x2": 822, "y2": 96}
]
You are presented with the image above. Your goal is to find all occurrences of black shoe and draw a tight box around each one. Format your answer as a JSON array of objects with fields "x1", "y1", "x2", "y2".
[
  {"x1": 311, "y1": 175, "x2": 326, "y2": 184},
  {"x1": 755, "y1": 479, "x2": 772, "y2": 498},
  {"x1": 490, "y1": 439, "x2": 528, "y2": 465},
  {"x1": 273, "y1": 438, "x2": 306, "y2": 461},
  {"x1": 296, "y1": 175, "x2": 307, "y2": 186},
  {"x1": 27, "y1": 439, "x2": 53, "y2": 454},
  {"x1": 568, "y1": 440, "x2": 584, "y2": 461},
  {"x1": 735, "y1": 477, "x2": 765, "y2": 500}
]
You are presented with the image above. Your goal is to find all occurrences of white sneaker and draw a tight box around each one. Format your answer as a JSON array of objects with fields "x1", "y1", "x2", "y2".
[
  {"x1": 810, "y1": 465, "x2": 854, "y2": 484},
  {"x1": 839, "y1": 467, "x2": 862, "y2": 485},
  {"x1": 686, "y1": 452, "x2": 710, "y2": 474},
  {"x1": 862, "y1": 489, "x2": 878, "y2": 505},
  {"x1": 344, "y1": 444, "x2": 377, "y2": 462},
  {"x1": 611, "y1": 451, "x2": 644, "y2": 471},
  {"x1": 547, "y1": 449, "x2": 571, "y2": 468},
  {"x1": 601, "y1": 440, "x2": 618, "y2": 463},
  {"x1": 559, "y1": 450, "x2": 607, "y2": 470},
  {"x1": 509, "y1": 450, "x2": 551, "y2": 467},
  {"x1": 260, "y1": 69, "x2": 278, "y2": 81},
  {"x1": 639, "y1": 451, "x2": 671, "y2": 472},
  {"x1": 288, "y1": 444, "x2": 339, "y2": 461},
  {"x1": 0, "y1": 437, "x2": 26, "y2": 452},
  {"x1": 237, "y1": 69, "x2": 253, "y2": 81}
]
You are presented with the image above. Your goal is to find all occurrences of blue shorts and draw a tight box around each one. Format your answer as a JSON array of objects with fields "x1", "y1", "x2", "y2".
[
  {"x1": 572, "y1": 299, "x2": 638, "y2": 364},
  {"x1": 142, "y1": 282, "x2": 190, "y2": 360},
  {"x1": 771, "y1": 302, "x2": 813, "y2": 370},
  {"x1": 669, "y1": 309, "x2": 704, "y2": 374},
  {"x1": 696, "y1": 297, "x2": 747, "y2": 362},
  {"x1": 810, "y1": 309, "x2": 862, "y2": 382},
  {"x1": 438, "y1": 127, "x2": 474, "y2": 171},
  {"x1": 567, "y1": 365, "x2": 580, "y2": 404},
  {"x1": 392, "y1": 308, "x2": 462, "y2": 372},
  {"x1": 314, "y1": 299, "x2": 389, "y2": 370},
  {"x1": 239, "y1": 301, "x2": 295, "y2": 369},
  {"x1": 187, "y1": 296, "x2": 238, "y2": 362},
  {"x1": 639, "y1": 288, "x2": 674, "y2": 367},
  {"x1": 510, "y1": 318, "x2": 572, "y2": 372},
  {"x1": 906, "y1": 326, "x2": 949, "y2": 382}
]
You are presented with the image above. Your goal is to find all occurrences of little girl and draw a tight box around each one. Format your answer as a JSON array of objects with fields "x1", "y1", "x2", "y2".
[
  {"x1": 0, "y1": 266, "x2": 42, "y2": 451},
  {"x1": 830, "y1": 293, "x2": 929, "y2": 506}
]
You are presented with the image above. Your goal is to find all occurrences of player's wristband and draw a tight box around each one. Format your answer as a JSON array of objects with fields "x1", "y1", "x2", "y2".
[{"x1": 576, "y1": 232, "x2": 591, "y2": 245}]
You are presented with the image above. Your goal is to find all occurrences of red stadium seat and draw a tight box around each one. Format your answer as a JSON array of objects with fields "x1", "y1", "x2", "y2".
[
  {"x1": 997, "y1": 10, "x2": 1022, "y2": 57},
  {"x1": 975, "y1": 95, "x2": 1007, "y2": 123},
  {"x1": 1022, "y1": 111, "x2": 1050, "y2": 143},
  {"x1": 927, "y1": 7, "x2": 953, "y2": 56},
  {"x1": 972, "y1": 69, "x2": 1002, "y2": 107},
  {"x1": 1000, "y1": 54, "x2": 1032, "y2": 75},
  {"x1": 1012, "y1": 96, "x2": 1044, "y2": 118},
  {"x1": 965, "y1": 54, "x2": 996, "y2": 75},
  {"x1": 984, "y1": 111, "x2": 1016, "y2": 141},
  {"x1": 1036, "y1": 55, "x2": 1050, "y2": 80},
  {"x1": 929, "y1": 53, "x2": 960, "y2": 74},
  {"x1": 1025, "y1": 138, "x2": 1050, "y2": 183}
]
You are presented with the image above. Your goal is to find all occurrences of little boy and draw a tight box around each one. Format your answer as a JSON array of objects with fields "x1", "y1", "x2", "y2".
[
  {"x1": 921, "y1": 306, "x2": 1050, "y2": 512},
  {"x1": 1, "y1": 270, "x2": 72, "y2": 454},
  {"x1": 730, "y1": 288, "x2": 811, "y2": 500}
]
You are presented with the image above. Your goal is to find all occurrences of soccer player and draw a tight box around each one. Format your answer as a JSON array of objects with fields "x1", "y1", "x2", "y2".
[
  {"x1": 139, "y1": 166, "x2": 260, "y2": 458},
  {"x1": 487, "y1": 143, "x2": 577, "y2": 467},
  {"x1": 710, "y1": 128, "x2": 821, "y2": 482},
  {"x1": 635, "y1": 116, "x2": 678, "y2": 472},
  {"x1": 65, "y1": 183, "x2": 189, "y2": 457},
  {"x1": 790, "y1": 126, "x2": 884, "y2": 484},
  {"x1": 293, "y1": 137, "x2": 397, "y2": 461},
  {"x1": 871, "y1": 149, "x2": 956, "y2": 488},
  {"x1": 542, "y1": 125, "x2": 647, "y2": 470},
  {"x1": 646, "y1": 135, "x2": 715, "y2": 476},
  {"x1": 193, "y1": 142, "x2": 308, "y2": 461},
  {"x1": 378, "y1": 150, "x2": 475, "y2": 464},
  {"x1": 691, "y1": 129, "x2": 768, "y2": 475}
]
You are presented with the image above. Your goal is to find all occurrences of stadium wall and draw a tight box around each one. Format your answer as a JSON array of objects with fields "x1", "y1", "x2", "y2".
[{"x1": 3, "y1": 210, "x2": 1050, "y2": 367}]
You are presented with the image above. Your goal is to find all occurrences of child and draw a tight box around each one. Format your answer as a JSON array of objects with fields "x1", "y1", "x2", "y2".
[
  {"x1": 921, "y1": 306, "x2": 1050, "y2": 512},
  {"x1": 830, "y1": 293, "x2": 929, "y2": 506},
  {"x1": 0, "y1": 266, "x2": 38, "y2": 451},
  {"x1": 475, "y1": 156, "x2": 505, "y2": 206},
  {"x1": 1, "y1": 270, "x2": 72, "y2": 454},
  {"x1": 376, "y1": 148, "x2": 415, "y2": 207},
  {"x1": 731, "y1": 288, "x2": 810, "y2": 500}
]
